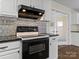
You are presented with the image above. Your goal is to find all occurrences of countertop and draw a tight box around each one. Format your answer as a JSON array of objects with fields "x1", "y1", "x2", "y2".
[
  {"x1": 39, "y1": 33, "x2": 59, "y2": 37},
  {"x1": 48, "y1": 34, "x2": 59, "y2": 37},
  {"x1": 71, "y1": 31, "x2": 79, "y2": 33},
  {"x1": 0, "y1": 34, "x2": 59, "y2": 43},
  {"x1": 0, "y1": 36, "x2": 21, "y2": 43}
]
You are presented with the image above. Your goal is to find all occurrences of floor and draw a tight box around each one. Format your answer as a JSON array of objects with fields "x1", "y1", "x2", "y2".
[{"x1": 58, "y1": 45, "x2": 79, "y2": 59}]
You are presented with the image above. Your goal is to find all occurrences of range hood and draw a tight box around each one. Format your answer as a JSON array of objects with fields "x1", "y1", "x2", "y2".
[{"x1": 18, "y1": 5, "x2": 45, "y2": 19}]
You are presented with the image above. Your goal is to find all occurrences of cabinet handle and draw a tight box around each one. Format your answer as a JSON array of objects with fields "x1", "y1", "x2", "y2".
[
  {"x1": 0, "y1": 46, "x2": 8, "y2": 49},
  {"x1": 53, "y1": 38, "x2": 56, "y2": 40},
  {"x1": 18, "y1": 51, "x2": 20, "y2": 53}
]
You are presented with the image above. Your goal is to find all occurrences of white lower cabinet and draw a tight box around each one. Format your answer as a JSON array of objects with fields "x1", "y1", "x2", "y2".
[
  {"x1": 48, "y1": 37, "x2": 58, "y2": 59},
  {"x1": 0, "y1": 49, "x2": 20, "y2": 59},
  {"x1": 0, "y1": 41, "x2": 21, "y2": 59},
  {"x1": 71, "y1": 33, "x2": 79, "y2": 46}
]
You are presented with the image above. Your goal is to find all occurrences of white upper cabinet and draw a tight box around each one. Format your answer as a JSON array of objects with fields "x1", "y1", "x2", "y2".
[
  {"x1": 33, "y1": 0, "x2": 44, "y2": 10},
  {"x1": 18, "y1": 0, "x2": 44, "y2": 10},
  {"x1": 43, "y1": 0, "x2": 52, "y2": 21},
  {"x1": 76, "y1": 13, "x2": 79, "y2": 24},
  {"x1": 71, "y1": 12, "x2": 79, "y2": 24},
  {"x1": 18, "y1": 0, "x2": 30, "y2": 6},
  {"x1": 71, "y1": 12, "x2": 77, "y2": 24},
  {"x1": 0, "y1": 0, "x2": 18, "y2": 17}
]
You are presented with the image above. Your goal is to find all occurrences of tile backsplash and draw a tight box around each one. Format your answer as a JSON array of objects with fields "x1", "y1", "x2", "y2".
[
  {"x1": 0, "y1": 16, "x2": 48, "y2": 36},
  {"x1": 0, "y1": 16, "x2": 17, "y2": 25},
  {"x1": 17, "y1": 18, "x2": 49, "y2": 34},
  {"x1": 0, "y1": 16, "x2": 17, "y2": 36},
  {"x1": 17, "y1": 20, "x2": 38, "y2": 26}
]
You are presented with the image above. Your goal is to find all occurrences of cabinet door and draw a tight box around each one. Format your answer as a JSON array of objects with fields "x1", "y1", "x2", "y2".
[
  {"x1": 43, "y1": 0, "x2": 52, "y2": 21},
  {"x1": 0, "y1": 49, "x2": 20, "y2": 59},
  {"x1": 1, "y1": 0, "x2": 18, "y2": 17},
  {"x1": 71, "y1": 12, "x2": 79, "y2": 24},
  {"x1": 49, "y1": 37, "x2": 58, "y2": 59},
  {"x1": 77, "y1": 13, "x2": 79, "y2": 24},
  {"x1": 18, "y1": 0, "x2": 30, "y2": 6},
  {"x1": 33, "y1": 0, "x2": 44, "y2": 9},
  {"x1": 71, "y1": 33, "x2": 79, "y2": 46},
  {"x1": 71, "y1": 12, "x2": 77, "y2": 24}
]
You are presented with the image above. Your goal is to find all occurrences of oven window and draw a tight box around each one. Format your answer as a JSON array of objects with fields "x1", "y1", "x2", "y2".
[{"x1": 29, "y1": 44, "x2": 45, "y2": 54}]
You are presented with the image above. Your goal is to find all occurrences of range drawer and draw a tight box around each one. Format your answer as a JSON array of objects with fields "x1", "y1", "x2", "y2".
[{"x1": 0, "y1": 41, "x2": 21, "y2": 52}]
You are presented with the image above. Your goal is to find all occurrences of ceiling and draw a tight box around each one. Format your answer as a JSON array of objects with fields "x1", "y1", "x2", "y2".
[{"x1": 53, "y1": 0, "x2": 79, "y2": 12}]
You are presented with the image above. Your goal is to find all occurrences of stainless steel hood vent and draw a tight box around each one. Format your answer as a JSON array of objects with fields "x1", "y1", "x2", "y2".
[{"x1": 18, "y1": 5, "x2": 45, "y2": 19}]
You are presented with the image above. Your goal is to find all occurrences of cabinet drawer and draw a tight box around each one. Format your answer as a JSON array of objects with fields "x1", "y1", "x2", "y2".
[{"x1": 0, "y1": 41, "x2": 20, "y2": 52}]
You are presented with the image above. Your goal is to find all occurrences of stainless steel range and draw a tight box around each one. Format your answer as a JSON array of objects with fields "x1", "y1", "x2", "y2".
[{"x1": 17, "y1": 26, "x2": 49, "y2": 59}]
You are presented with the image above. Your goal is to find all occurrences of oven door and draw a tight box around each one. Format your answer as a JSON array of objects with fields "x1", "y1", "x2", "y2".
[{"x1": 22, "y1": 37, "x2": 49, "y2": 59}]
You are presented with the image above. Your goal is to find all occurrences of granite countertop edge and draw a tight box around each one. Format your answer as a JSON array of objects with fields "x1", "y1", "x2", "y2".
[{"x1": 0, "y1": 37, "x2": 22, "y2": 43}]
